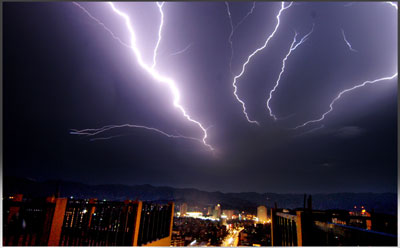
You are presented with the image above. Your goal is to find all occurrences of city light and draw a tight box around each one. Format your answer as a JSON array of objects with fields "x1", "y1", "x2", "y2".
[{"x1": 185, "y1": 212, "x2": 203, "y2": 218}]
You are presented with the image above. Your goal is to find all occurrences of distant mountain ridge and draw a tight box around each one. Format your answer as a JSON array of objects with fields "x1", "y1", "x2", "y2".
[{"x1": 3, "y1": 176, "x2": 397, "y2": 215}]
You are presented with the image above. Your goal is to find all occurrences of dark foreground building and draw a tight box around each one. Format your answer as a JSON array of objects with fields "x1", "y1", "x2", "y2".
[
  {"x1": 3, "y1": 195, "x2": 174, "y2": 246},
  {"x1": 270, "y1": 196, "x2": 397, "y2": 246}
]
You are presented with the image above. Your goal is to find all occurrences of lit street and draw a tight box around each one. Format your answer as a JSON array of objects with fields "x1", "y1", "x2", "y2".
[{"x1": 221, "y1": 227, "x2": 244, "y2": 247}]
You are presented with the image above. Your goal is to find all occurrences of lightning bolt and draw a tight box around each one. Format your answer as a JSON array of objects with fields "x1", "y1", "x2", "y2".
[
  {"x1": 345, "y1": 2, "x2": 398, "y2": 9},
  {"x1": 293, "y1": 124, "x2": 324, "y2": 138},
  {"x1": 341, "y1": 28, "x2": 358, "y2": 52},
  {"x1": 169, "y1": 43, "x2": 193, "y2": 56},
  {"x1": 106, "y1": 2, "x2": 213, "y2": 151},
  {"x1": 234, "y1": 2, "x2": 256, "y2": 31},
  {"x1": 225, "y1": 2, "x2": 235, "y2": 74},
  {"x1": 152, "y1": 2, "x2": 165, "y2": 69},
  {"x1": 72, "y1": 2, "x2": 214, "y2": 151},
  {"x1": 385, "y1": 2, "x2": 398, "y2": 9},
  {"x1": 232, "y1": 2, "x2": 293, "y2": 125},
  {"x1": 294, "y1": 73, "x2": 398, "y2": 129},
  {"x1": 266, "y1": 24, "x2": 314, "y2": 120},
  {"x1": 72, "y1": 2, "x2": 131, "y2": 49},
  {"x1": 71, "y1": 124, "x2": 206, "y2": 146},
  {"x1": 225, "y1": 2, "x2": 257, "y2": 74},
  {"x1": 89, "y1": 134, "x2": 129, "y2": 141}
]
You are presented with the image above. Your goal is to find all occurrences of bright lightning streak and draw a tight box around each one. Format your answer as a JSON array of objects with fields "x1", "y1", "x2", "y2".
[
  {"x1": 72, "y1": 2, "x2": 131, "y2": 49},
  {"x1": 225, "y1": 2, "x2": 235, "y2": 74},
  {"x1": 293, "y1": 124, "x2": 324, "y2": 138},
  {"x1": 152, "y1": 2, "x2": 165, "y2": 69},
  {"x1": 385, "y1": 2, "x2": 398, "y2": 9},
  {"x1": 225, "y1": 2, "x2": 257, "y2": 74},
  {"x1": 341, "y1": 28, "x2": 358, "y2": 52},
  {"x1": 234, "y1": 2, "x2": 256, "y2": 32},
  {"x1": 344, "y1": 2, "x2": 397, "y2": 9},
  {"x1": 169, "y1": 43, "x2": 193, "y2": 56},
  {"x1": 106, "y1": 3, "x2": 213, "y2": 151},
  {"x1": 90, "y1": 134, "x2": 129, "y2": 141},
  {"x1": 232, "y1": 2, "x2": 293, "y2": 125},
  {"x1": 294, "y1": 73, "x2": 398, "y2": 129},
  {"x1": 71, "y1": 124, "x2": 206, "y2": 145},
  {"x1": 72, "y1": 2, "x2": 213, "y2": 151},
  {"x1": 266, "y1": 24, "x2": 314, "y2": 120}
]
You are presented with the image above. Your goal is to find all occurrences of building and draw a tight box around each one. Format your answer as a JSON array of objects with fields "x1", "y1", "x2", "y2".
[
  {"x1": 239, "y1": 223, "x2": 271, "y2": 246},
  {"x1": 170, "y1": 237, "x2": 185, "y2": 246},
  {"x1": 3, "y1": 195, "x2": 68, "y2": 246},
  {"x1": 170, "y1": 231, "x2": 185, "y2": 246},
  {"x1": 213, "y1": 204, "x2": 221, "y2": 219},
  {"x1": 3, "y1": 195, "x2": 174, "y2": 246},
  {"x1": 270, "y1": 196, "x2": 397, "y2": 246},
  {"x1": 172, "y1": 216, "x2": 228, "y2": 246},
  {"x1": 270, "y1": 209, "x2": 301, "y2": 246},
  {"x1": 207, "y1": 206, "x2": 213, "y2": 216},
  {"x1": 180, "y1": 203, "x2": 187, "y2": 217},
  {"x1": 257, "y1": 206, "x2": 268, "y2": 223},
  {"x1": 222, "y1": 210, "x2": 234, "y2": 220}
]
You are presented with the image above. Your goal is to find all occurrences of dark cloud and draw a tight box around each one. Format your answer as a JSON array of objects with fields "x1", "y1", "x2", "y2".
[{"x1": 3, "y1": 2, "x2": 397, "y2": 193}]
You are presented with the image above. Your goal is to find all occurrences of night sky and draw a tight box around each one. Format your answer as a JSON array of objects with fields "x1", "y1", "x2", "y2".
[{"x1": 4, "y1": 2, "x2": 398, "y2": 193}]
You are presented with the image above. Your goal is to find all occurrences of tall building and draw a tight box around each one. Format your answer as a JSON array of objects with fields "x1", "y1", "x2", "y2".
[
  {"x1": 207, "y1": 206, "x2": 213, "y2": 216},
  {"x1": 222, "y1": 210, "x2": 234, "y2": 220},
  {"x1": 270, "y1": 207, "x2": 397, "y2": 246},
  {"x1": 3, "y1": 195, "x2": 174, "y2": 246},
  {"x1": 180, "y1": 203, "x2": 187, "y2": 217},
  {"x1": 3, "y1": 194, "x2": 68, "y2": 246},
  {"x1": 257, "y1": 206, "x2": 268, "y2": 223},
  {"x1": 213, "y1": 204, "x2": 221, "y2": 219}
]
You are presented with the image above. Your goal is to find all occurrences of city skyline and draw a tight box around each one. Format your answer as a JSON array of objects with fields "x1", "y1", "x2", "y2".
[
  {"x1": 4, "y1": 193, "x2": 397, "y2": 246},
  {"x1": 3, "y1": 2, "x2": 398, "y2": 193}
]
